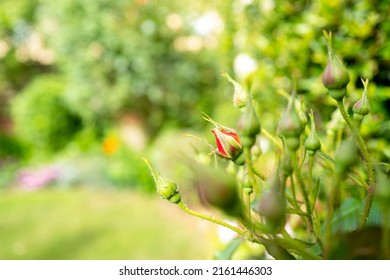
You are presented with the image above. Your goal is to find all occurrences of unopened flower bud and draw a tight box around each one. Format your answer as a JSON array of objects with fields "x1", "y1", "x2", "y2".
[
  {"x1": 237, "y1": 168, "x2": 253, "y2": 194},
  {"x1": 281, "y1": 150, "x2": 293, "y2": 177},
  {"x1": 353, "y1": 78, "x2": 371, "y2": 121},
  {"x1": 143, "y1": 158, "x2": 181, "y2": 203},
  {"x1": 221, "y1": 72, "x2": 248, "y2": 108},
  {"x1": 211, "y1": 127, "x2": 243, "y2": 160},
  {"x1": 322, "y1": 30, "x2": 350, "y2": 100},
  {"x1": 196, "y1": 167, "x2": 242, "y2": 217},
  {"x1": 238, "y1": 97, "x2": 261, "y2": 148},
  {"x1": 334, "y1": 138, "x2": 358, "y2": 175},
  {"x1": 298, "y1": 97, "x2": 308, "y2": 128},
  {"x1": 258, "y1": 167, "x2": 286, "y2": 231},
  {"x1": 204, "y1": 114, "x2": 244, "y2": 162},
  {"x1": 278, "y1": 91, "x2": 304, "y2": 151},
  {"x1": 305, "y1": 111, "x2": 321, "y2": 156}
]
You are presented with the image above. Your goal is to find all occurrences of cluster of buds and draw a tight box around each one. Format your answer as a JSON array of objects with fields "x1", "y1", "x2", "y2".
[
  {"x1": 322, "y1": 30, "x2": 350, "y2": 101},
  {"x1": 204, "y1": 72, "x2": 261, "y2": 165}
]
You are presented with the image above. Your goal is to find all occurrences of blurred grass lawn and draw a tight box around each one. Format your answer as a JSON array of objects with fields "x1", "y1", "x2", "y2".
[{"x1": 0, "y1": 188, "x2": 217, "y2": 259}]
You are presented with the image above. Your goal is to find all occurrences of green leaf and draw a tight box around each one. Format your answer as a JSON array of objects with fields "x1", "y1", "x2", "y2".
[
  {"x1": 329, "y1": 197, "x2": 390, "y2": 234},
  {"x1": 330, "y1": 197, "x2": 361, "y2": 233},
  {"x1": 213, "y1": 238, "x2": 243, "y2": 260}
]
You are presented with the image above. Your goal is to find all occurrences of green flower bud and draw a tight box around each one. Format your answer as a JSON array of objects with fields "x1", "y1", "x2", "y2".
[
  {"x1": 305, "y1": 110, "x2": 321, "y2": 156},
  {"x1": 284, "y1": 137, "x2": 300, "y2": 151},
  {"x1": 196, "y1": 167, "x2": 242, "y2": 217},
  {"x1": 237, "y1": 168, "x2": 253, "y2": 194},
  {"x1": 298, "y1": 97, "x2": 308, "y2": 128},
  {"x1": 258, "y1": 168, "x2": 286, "y2": 231},
  {"x1": 278, "y1": 91, "x2": 304, "y2": 151},
  {"x1": 258, "y1": 190, "x2": 286, "y2": 231},
  {"x1": 238, "y1": 101, "x2": 261, "y2": 138},
  {"x1": 281, "y1": 150, "x2": 293, "y2": 177},
  {"x1": 334, "y1": 138, "x2": 358, "y2": 175},
  {"x1": 353, "y1": 78, "x2": 371, "y2": 117},
  {"x1": 322, "y1": 30, "x2": 350, "y2": 100},
  {"x1": 237, "y1": 97, "x2": 261, "y2": 148},
  {"x1": 143, "y1": 158, "x2": 181, "y2": 203},
  {"x1": 221, "y1": 72, "x2": 248, "y2": 108}
]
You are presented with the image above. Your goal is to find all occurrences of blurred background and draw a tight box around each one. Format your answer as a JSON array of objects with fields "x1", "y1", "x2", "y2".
[{"x1": 0, "y1": 0, "x2": 389, "y2": 259}]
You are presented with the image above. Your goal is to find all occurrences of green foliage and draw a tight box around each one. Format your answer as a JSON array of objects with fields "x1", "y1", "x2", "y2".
[
  {"x1": 106, "y1": 146, "x2": 154, "y2": 191},
  {"x1": 222, "y1": 0, "x2": 390, "y2": 139},
  {"x1": 11, "y1": 75, "x2": 82, "y2": 155},
  {"x1": 36, "y1": 0, "x2": 223, "y2": 134},
  {"x1": 0, "y1": 0, "x2": 49, "y2": 91}
]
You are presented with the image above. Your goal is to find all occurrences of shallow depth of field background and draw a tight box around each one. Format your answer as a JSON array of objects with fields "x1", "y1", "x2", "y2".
[{"x1": 0, "y1": 0, "x2": 389, "y2": 259}]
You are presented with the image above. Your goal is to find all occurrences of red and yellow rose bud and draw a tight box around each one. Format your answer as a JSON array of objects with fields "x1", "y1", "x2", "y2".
[
  {"x1": 211, "y1": 127, "x2": 243, "y2": 161},
  {"x1": 322, "y1": 30, "x2": 350, "y2": 101},
  {"x1": 203, "y1": 114, "x2": 244, "y2": 163}
]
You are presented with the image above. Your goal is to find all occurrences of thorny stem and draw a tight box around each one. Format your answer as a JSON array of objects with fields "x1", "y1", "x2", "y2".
[
  {"x1": 283, "y1": 174, "x2": 300, "y2": 212},
  {"x1": 177, "y1": 201, "x2": 254, "y2": 240},
  {"x1": 291, "y1": 152, "x2": 314, "y2": 233},
  {"x1": 244, "y1": 147, "x2": 256, "y2": 224},
  {"x1": 308, "y1": 155, "x2": 315, "y2": 206},
  {"x1": 324, "y1": 176, "x2": 341, "y2": 259},
  {"x1": 290, "y1": 174, "x2": 298, "y2": 207},
  {"x1": 336, "y1": 100, "x2": 375, "y2": 228},
  {"x1": 277, "y1": 231, "x2": 323, "y2": 260}
]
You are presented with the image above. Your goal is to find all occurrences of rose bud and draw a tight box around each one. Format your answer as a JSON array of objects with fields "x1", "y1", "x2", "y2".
[
  {"x1": 196, "y1": 166, "x2": 242, "y2": 217},
  {"x1": 211, "y1": 127, "x2": 243, "y2": 160},
  {"x1": 221, "y1": 72, "x2": 248, "y2": 108},
  {"x1": 237, "y1": 97, "x2": 261, "y2": 148},
  {"x1": 277, "y1": 91, "x2": 304, "y2": 151},
  {"x1": 258, "y1": 171, "x2": 286, "y2": 231},
  {"x1": 353, "y1": 78, "x2": 371, "y2": 124},
  {"x1": 203, "y1": 114, "x2": 244, "y2": 163},
  {"x1": 305, "y1": 110, "x2": 321, "y2": 156},
  {"x1": 143, "y1": 158, "x2": 181, "y2": 203},
  {"x1": 322, "y1": 30, "x2": 350, "y2": 101}
]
